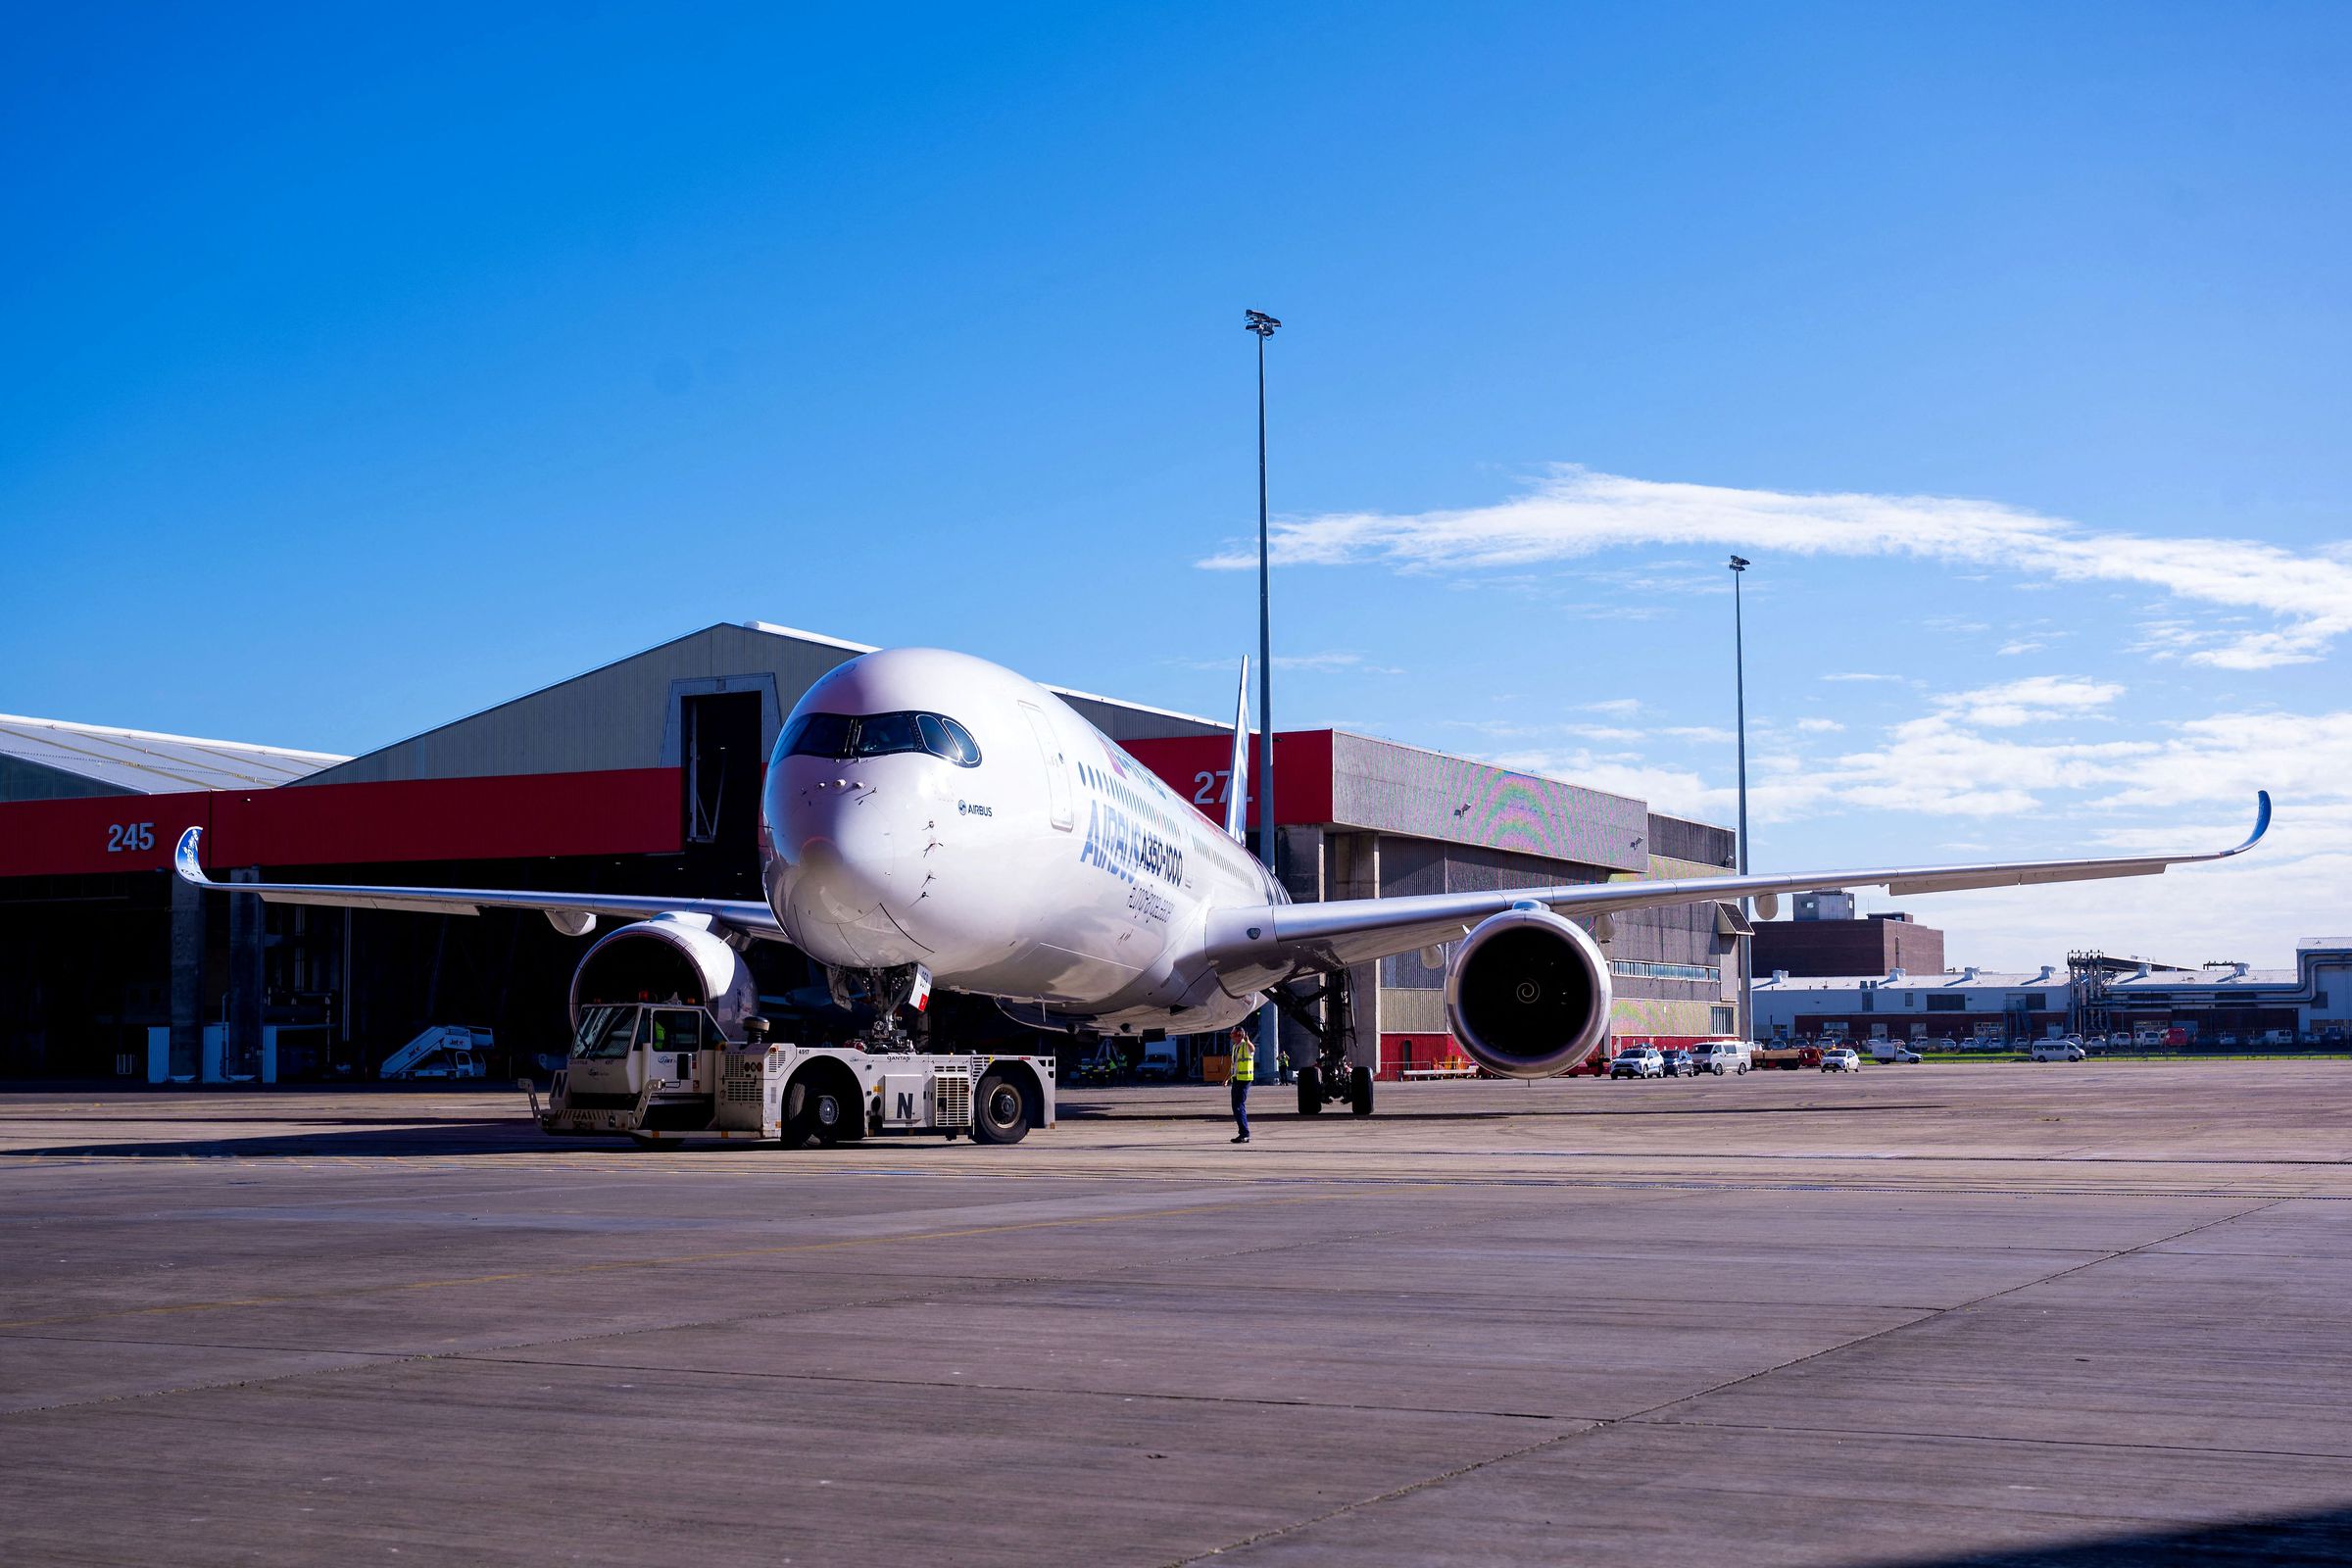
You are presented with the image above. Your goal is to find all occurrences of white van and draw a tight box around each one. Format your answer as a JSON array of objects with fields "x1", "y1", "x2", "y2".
[
  {"x1": 1692, "y1": 1040, "x2": 1751, "y2": 1076},
  {"x1": 2031, "y1": 1041, "x2": 2087, "y2": 1062},
  {"x1": 1870, "y1": 1040, "x2": 1924, "y2": 1063}
]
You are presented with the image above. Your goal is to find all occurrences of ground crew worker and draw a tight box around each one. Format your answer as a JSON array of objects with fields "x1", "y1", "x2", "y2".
[{"x1": 1228, "y1": 1023, "x2": 1255, "y2": 1144}]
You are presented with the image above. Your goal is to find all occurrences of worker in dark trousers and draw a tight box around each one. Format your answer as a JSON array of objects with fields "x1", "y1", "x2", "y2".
[{"x1": 1228, "y1": 1023, "x2": 1255, "y2": 1143}]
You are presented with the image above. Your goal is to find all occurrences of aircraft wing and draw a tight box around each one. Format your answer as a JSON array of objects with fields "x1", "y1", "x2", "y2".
[
  {"x1": 172, "y1": 827, "x2": 788, "y2": 941},
  {"x1": 1206, "y1": 793, "x2": 2272, "y2": 975}
]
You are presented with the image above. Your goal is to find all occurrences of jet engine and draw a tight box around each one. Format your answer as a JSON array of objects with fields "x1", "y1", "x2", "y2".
[
  {"x1": 567, "y1": 915, "x2": 759, "y2": 1041},
  {"x1": 1442, "y1": 904, "x2": 1613, "y2": 1079}
]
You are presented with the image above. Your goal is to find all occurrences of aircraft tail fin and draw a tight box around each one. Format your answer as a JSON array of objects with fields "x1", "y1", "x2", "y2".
[{"x1": 1225, "y1": 659, "x2": 1250, "y2": 843}]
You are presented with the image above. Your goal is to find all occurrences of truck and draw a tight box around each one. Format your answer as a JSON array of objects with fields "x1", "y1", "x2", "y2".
[
  {"x1": 522, "y1": 1002, "x2": 1055, "y2": 1148},
  {"x1": 1751, "y1": 1040, "x2": 1824, "y2": 1071}
]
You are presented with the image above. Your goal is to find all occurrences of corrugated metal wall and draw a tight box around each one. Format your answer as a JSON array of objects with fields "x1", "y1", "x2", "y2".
[{"x1": 1329, "y1": 732, "x2": 1648, "y2": 873}]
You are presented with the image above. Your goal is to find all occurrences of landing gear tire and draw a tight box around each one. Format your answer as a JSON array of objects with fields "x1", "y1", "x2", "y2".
[
  {"x1": 1297, "y1": 1064, "x2": 1323, "y2": 1116},
  {"x1": 972, "y1": 1072, "x2": 1032, "y2": 1145},
  {"x1": 1348, "y1": 1063, "x2": 1374, "y2": 1116}
]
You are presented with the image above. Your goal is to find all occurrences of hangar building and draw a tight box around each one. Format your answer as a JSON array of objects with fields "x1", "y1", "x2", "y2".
[
  {"x1": 1751, "y1": 891, "x2": 1945, "y2": 978},
  {"x1": 0, "y1": 622, "x2": 1739, "y2": 1085},
  {"x1": 1752, "y1": 944, "x2": 2352, "y2": 1047}
]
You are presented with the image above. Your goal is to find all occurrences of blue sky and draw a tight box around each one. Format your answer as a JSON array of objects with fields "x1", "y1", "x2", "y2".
[{"x1": 6, "y1": 2, "x2": 2349, "y2": 965}]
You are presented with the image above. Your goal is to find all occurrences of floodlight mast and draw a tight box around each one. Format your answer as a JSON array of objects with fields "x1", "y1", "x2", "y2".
[
  {"x1": 1729, "y1": 554, "x2": 1751, "y2": 1039},
  {"x1": 1246, "y1": 308, "x2": 1282, "y2": 1063}
]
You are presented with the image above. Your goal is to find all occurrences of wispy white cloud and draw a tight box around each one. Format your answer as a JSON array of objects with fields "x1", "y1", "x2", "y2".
[
  {"x1": 1932, "y1": 674, "x2": 2123, "y2": 729},
  {"x1": 1794, "y1": 717, "x2": 1845, "y2": 733},
  {"x1": 1820, "y1": 672, "x2": 1905, "y2": 684},
  {"x1": 1269, "y1": 650, "x2": 1404, "y2": 674},
  {"x1": 1198, "y1": 466, "x2": 2352, "y2": 668},
  {"x1": 1995, "y1": 639, "x2": 2044, "y2": 657},
  {"x1": 1582, "y1": 697, "x2": 1642, "y2": 715},
  {"x1": 1478, "y1": 697, "x2": 2342, "y2": 964},
  {"x1": 1172, "y1": 650, "x2": 1402, "y2": 675}
]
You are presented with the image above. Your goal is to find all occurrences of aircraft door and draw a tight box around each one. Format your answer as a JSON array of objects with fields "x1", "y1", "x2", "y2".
[{"x1": 1019, "y1": 702, "x2": 1075, "y2": 831}]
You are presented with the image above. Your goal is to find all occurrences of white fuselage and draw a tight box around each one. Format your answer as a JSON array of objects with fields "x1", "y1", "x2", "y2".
[{"x1": 760, "y1": 648, "x2": 1286, "y2": 1034}]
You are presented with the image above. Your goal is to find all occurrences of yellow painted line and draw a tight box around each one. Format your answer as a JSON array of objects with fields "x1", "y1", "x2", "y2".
[{"x1": 0, "y1": 1192, "x2": 1346, "y2": 1332}]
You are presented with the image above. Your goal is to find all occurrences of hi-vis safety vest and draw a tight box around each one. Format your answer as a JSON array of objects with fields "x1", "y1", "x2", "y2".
[{"x1": 1232, "y1": 1039, "x2": 1255, "y2": 1083}]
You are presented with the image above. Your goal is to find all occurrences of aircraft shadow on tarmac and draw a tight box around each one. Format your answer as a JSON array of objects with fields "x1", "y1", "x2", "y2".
[
  {"x1": 1055, "y1": 1099, "x2": 1949, "y2": 1123},
  {"x1": 2, "y1": 1121, "x2": 564, "y2": 1160},
  {"x1": 0, "y1": 1101, "x2": 1951, "y2": 1157},
  {"x1": 1898, "y1": 1503, "x2": 2352, "y2": 1567}
]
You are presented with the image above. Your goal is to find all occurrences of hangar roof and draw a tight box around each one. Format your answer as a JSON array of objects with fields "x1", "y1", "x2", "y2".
[
  {"x1": 0, "y1": 713, "x2": 347, "y2": 802},
  {"x1": 304, "y1": 620, "x2": 1226, "y2": 787}
]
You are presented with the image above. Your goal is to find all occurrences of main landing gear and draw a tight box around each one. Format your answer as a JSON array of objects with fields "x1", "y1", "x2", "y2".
[{"x1": 1269, "y1": 968, "x2": 1374, "y2": 1118}]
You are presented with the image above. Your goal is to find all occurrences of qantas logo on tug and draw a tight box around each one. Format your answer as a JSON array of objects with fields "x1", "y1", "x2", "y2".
[{"x1": 170, "y1": 642, "x2": 2271, "y2": 1117}]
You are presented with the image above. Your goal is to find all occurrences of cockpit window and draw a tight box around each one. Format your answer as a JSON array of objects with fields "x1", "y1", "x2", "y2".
[
  {"x1": 782, "y1": 712, "x2": 854, "y2": 760},
  {"x1": 780, "y1": 710, "x2": 981, "y2": 767},
  {"x1": 854, "y1": 711, "x2": 924, "y2": 757},
  {"x1": 919, "y1": 712, "x2": 982, "y2": 765}
]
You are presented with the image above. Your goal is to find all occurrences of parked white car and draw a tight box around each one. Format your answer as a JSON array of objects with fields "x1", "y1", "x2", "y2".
[
  {"x1": 1819, "y1": 1048, "x2": 1862, "y2": 1073},
  {"x1": 1135, "y1": 1040, "x2": 1180, "y2": 1080},
  {"x1": 2031, "y1": 1041, "x2": 2088, "y2": 1062},
  {"x1": 1608, "y1": 1047, "x2": 1666, "y2": 1080},
  {"x1": 1693, "y1": 1040, "x2": 1751, "y2": 1076}
]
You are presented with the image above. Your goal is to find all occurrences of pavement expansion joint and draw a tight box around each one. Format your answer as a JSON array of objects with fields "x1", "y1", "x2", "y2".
[
  {"x1": 1626, "y1": 1415, "x2": 2352, "y2": 1466},
  {"x1": 453, "y1": 1352, "x2": 1579, "y2": 1426},
  {"x1": 1167, "y1": 1425, "x2": 1585, "y2": 1568}
]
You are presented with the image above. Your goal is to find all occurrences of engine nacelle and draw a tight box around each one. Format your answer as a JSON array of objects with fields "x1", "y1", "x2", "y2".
[
  {"x1": 567, "y1": 915, "x2": 759, "y2": 1041},
  {"x1": 1443, "y1": 905, "x2": 1613, "y2": 1079}
]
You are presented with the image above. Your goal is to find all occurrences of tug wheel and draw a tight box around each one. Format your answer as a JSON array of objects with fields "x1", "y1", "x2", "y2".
[
  {"x1": 972, "y1": 1071, "x2": 1032, "y2": 1145},
  {"x1": 784, "y1": 1066, "x2": 862, "y2": 1148}
]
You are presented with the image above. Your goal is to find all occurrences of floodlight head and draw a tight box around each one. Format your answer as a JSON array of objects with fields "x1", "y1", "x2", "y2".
[
  {"x1": 1729, "y1": 555, "x2": 1750, "y2": 571},
  {"x1": 1244, "y1": 309, "x2": 1281, "y2": 336}
]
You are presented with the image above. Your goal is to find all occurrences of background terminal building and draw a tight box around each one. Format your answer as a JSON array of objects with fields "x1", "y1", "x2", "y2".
[
  {"x1": 1752, "y1": 945, "x2": 2352, "y2": 1046},
  {"x1": 0, "y1": 622, "x2": 1740, "y2": 1085}
]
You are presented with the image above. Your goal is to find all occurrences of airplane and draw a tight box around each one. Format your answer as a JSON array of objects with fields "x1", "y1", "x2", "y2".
[{"x1": 174, "y1": 646, "x2": 2272, "y2": 1115}]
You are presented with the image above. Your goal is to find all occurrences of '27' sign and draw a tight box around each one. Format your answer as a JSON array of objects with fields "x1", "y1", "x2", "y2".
[{"x1": 1189, "y1": 770, "x2": 1251, "y2": 808}]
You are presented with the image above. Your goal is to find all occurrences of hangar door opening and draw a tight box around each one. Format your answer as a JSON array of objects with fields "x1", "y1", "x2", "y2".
[{"x1": 682, "y1": 691, "x2": 763, "y2": 895}]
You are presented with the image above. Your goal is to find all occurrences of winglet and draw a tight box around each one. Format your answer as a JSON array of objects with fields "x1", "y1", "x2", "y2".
[
  {"x1": 174, "y1": 826, "x2": 212, "y2": 887},
  {"x1": 1224, "y1": 659, "x2": 1250, "y2": 843},
  {"x1": 2225, "y1": 790, "x2": 2273, "y2": 858}
]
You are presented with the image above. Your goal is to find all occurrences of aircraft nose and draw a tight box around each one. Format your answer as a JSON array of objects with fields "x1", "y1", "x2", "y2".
[{"x1": 766, "y1": 775, "x2": 925, "y2": 964}]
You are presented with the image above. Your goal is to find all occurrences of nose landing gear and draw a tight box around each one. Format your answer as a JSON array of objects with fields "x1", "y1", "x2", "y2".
[
  {"x1": 827, "y1": 962, "x2": 933, "y2": 1054},
  {"x1": 1270, "y1": 968, "x2": 1375, "y2": 1117}
]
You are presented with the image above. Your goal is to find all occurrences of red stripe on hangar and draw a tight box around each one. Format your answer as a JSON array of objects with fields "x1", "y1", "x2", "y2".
[
  {"x1": 0, "y1": 767, "x2": 683, "y2": 877},
  {"x1": 1122, "y1": 729, "x2": 1334, "y2": 829}
]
